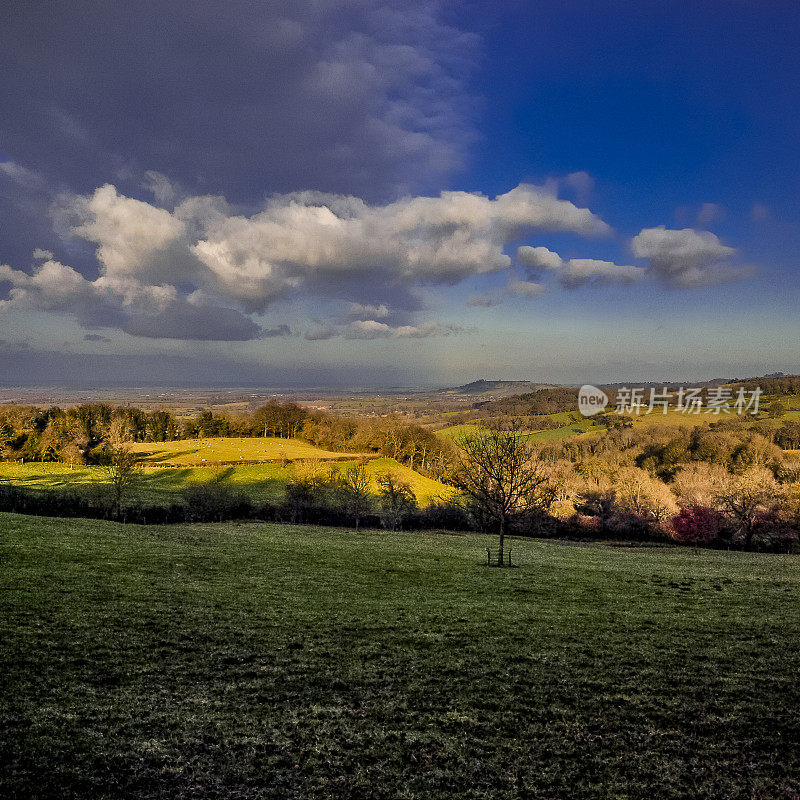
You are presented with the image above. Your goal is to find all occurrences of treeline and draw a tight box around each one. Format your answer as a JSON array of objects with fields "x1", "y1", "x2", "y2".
[
  {"x1": 0, "y1": 400, "x2": 454, "y2": 479},
  {"x1": 733, "y1": 375, "x2": 800, "y2": 396},
  {"x1": 477, "y1": 376, "x2": 800, "y2": 420},
  {"x1": 534, "y1": 417, "x2": 800, "y2": 552},
  {"x1": 476, "y1": 387, "x2": 581, "y2": 416},
  {"x1": 0, "y1": 466, "x2": 467, "y2": 532}
]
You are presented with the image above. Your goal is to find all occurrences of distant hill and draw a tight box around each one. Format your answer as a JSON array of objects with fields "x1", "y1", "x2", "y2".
[{"x1": 443, "y1": 379, "x2": 556, "y2": 397}]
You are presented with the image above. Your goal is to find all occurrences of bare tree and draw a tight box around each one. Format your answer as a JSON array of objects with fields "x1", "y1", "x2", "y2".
[
  {"x1": 613, "y1": 467, "x2": 678, "y2": 521},
  {"x1": 103, "y1": 444, "x2": 141, "y2": 517},
  {"x1": 452, "y1": 420, "x2": 555, "y2": 565},
  {"x1": 338, "y1": 464, "x2": 373, "y2": 531},
  {"x1": 716, "y1": 467, "x2": 782, "y2": 549},
  {"x1": 377, "y1": 470, "x2": 417, "y2": 530}
]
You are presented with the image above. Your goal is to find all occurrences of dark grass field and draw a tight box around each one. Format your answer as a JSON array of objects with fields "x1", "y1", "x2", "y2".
[{"x1": 1, "y1": 513, "x2": 799, "y2": 799}]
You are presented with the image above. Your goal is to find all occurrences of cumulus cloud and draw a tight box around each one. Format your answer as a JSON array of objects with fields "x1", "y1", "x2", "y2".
[
  {"x1": 632, "y1": 226, "x2": 751, "y2": 288},
  {"x1": 0, "y1": 259, "x2": 97, "y2": 312},
  {"x1": 344, "y1": 302, "x2": 390, "y2": 319},
  {"x1": 1, "y1": 178, "x2": 618, "y2": 340},
  {"x1": 395, "y1": 322, "x2": 462, "y2": 338},
  {"x1": 517, "y1": 245, "x2": 564, "y2": 272},
  {"x1": 515, "y1": 246, "x2": 644, "y2": 289},
  {"x1": 344, "y1": 320, "x2": 394, "y2": 339},
  {"x1": 0, "y1": 179, "x2": 611, "y2": 339},
  {"x1": 560, "y1": 258, "x2": 646, "y2": 288},
  {"x1": 32, "y1": 248, "x2": 54, "y2": 260},
  {"x1": 142, "y1": 170, "x2": 179, "y2": 206},
  {"x1": 190, "y1": 182, "x2": 610, "y2": 312},
  {"x1": 66, "y1": 184, "x2": 189, "y2": 282},
  {"x1": 313, "y1": 319, "x2": 461, "y2": 340},
  {"x1": 0, "y1": 258, "x2": 258, "y2": 341}
]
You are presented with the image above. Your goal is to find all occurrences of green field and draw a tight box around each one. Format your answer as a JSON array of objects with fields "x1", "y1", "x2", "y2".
[
  {"x1": 1, "y1": 513, "x2": 798, "y2": 798},
  {"x1": 129, "y1": 436, "x2": 367, "y2": 465},
  {"x1": 0, "y1": 457, "x2": 452, "y2": 507},
  {"x1": 435, "y1": 400, "x2": 800, "y2": 447},
  {"x1": 436, "y1": 413, "x2": 595, "y2": 443}
]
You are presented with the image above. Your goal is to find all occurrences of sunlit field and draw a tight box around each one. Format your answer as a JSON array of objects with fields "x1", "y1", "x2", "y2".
[
  {"x1": 0, "y1": 456, "x2": 452, "y2": 506},
  {"x1": 128, "y1": 436, "x2": 370, "y2": 464},
  {"x1": 1, "y1": 513, "x2": 798, "y2": 799}
]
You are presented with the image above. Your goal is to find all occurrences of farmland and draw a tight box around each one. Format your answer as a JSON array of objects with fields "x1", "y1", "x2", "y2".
[
  {"x1": 0, "y1": 455, "x2": 452, "y2": 507},
  {"x1": 1, "y1": 513, "x2": 798, "y2": 798},
  {"x1": 128, "y1": 436, "x2": 372, "y2": 465}
]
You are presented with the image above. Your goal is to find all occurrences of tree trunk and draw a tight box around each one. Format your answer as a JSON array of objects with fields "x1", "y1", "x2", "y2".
[
  {"x1": 745, "y1": 522, "x2": 754, "y2": 550},
  {"x1": 497, "y1": 516, "x2": 506, "y2": 566}
]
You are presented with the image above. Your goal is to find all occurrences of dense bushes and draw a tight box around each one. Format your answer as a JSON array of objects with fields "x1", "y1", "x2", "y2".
[{"x1": 670, "y1": 506, "x2": 721, "y2": 545}]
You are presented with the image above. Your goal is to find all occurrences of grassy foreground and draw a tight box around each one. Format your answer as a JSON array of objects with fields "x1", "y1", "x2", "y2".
[{"x1": 1, "y1": 514, "x2": 799, "y2": 799}]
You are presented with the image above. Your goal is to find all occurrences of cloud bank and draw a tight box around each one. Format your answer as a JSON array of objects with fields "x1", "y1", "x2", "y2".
[{"x1": 1, "y1": 181, "x2": 610, "y2": 340}]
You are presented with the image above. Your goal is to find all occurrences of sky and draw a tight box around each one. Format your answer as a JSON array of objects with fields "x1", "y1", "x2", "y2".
[{"x1": 1, "y1": 0, "x2": 799, "y2": 387}]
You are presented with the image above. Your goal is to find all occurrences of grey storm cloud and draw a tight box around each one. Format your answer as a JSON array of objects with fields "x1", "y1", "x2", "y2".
[
  {"x1": 632, "y1": 226, "x2": 752, "y2": 288},
  {"x1": 0, "y1": 0, "x2": 479, "y2": 207}
]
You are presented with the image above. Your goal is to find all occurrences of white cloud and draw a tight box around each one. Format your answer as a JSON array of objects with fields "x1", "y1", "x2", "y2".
[
  {"x1": 560, "y1": 258, "x2": 646, "y2": 288},
  {"x1": 395, "y1": 322, "x2": 462, "y2": 338},
  {"x1": 344, "y1": 320, "x2": 395, "y2": 339},
  {"x1": 304, "y1": 323, "x2": 338, "y2": 341},
  {"x1": 0, "y1": 179, "x2": 639, "y2": 341},
  {"x1": 516, "y1": 246, "x2": 644, "y2": 288},
  {"x1": 516, "y1": 245, "x2": 564, "y2": 271},
  {"x1": 632, "y1": 226, "x2": 751, "y2": 288},
  {"x1": 0, "y1": 258, "x2": 258, "y2": 341},
  {"x1": 32, "y1": 248, "x2": 54, "y2": 261},
  {"x1": 68, "y1": 184, "x2": 188, "y2": 282},
  {"x1": 0, "y1": 259, "x2": 91, "y2": 311},
  {"x1": 190, "y1": 183, "x2": 610, "y2": 311},
  {"x1": 311, "y1": 319, "x2": 461, "y2": 340}
]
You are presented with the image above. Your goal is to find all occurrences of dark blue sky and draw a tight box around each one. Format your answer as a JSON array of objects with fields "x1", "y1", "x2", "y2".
[{"x1": 1, "y1": 0, "x2": 798, "y2": 386}]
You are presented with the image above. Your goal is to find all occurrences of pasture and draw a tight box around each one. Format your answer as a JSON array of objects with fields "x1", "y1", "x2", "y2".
[
  {"x1": 0, "y1": 456, "x2": 452, "y2": 506},
  {"x1": 1, "y1": 513, "x2": 798, "y2": 798},
  {"x1": 128, "y1": 436, "x2": 369, "y2": 465}
]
